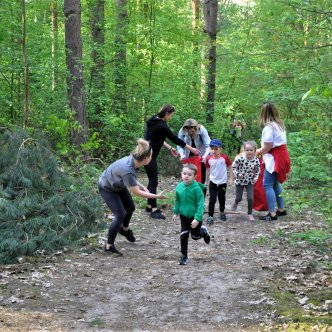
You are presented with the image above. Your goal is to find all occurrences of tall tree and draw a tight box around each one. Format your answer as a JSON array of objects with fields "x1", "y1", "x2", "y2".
[
  {"x1": 51, "y1": 0, "x2": 59, "y2": 93},
  {"x1": 22, "y1": 0, "x2": 29, "y2": 128},
  {"x1": 114, "y1": 0, "x2": 128, "y2": 114},
  {"x1": 88, "y1": 0, "x2": 105, "y2": 130},
  {"x1": 192, "y1": 0, "x2": 200, "y2": 89},
  {"x1": 202, "y1": 0, "x2": 218, "y2": 123},
  {"x1": 64, "y1": 0, "x2": 88, "y2": 148}
]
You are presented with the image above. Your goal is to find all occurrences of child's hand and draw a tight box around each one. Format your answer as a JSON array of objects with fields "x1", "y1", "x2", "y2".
[
  {"x1": 171, "y1": 214, "x2": 177, "y2": 222},
  {"x1": 191, "y1": 219, "x2": 199, "y2": 228}
]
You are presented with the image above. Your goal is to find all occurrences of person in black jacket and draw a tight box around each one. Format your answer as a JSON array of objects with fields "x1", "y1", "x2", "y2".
[{"x1": 145, "y1": 104, "x2": 199, "y2": 219}]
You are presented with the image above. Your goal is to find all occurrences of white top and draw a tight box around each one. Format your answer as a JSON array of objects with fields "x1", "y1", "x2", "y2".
[
  {"x1": 261, "y1": 123, "x2": 287, "y2": 173},
  {"x1": 206, "y1": 154, "x2": 232, "y2": 185}
]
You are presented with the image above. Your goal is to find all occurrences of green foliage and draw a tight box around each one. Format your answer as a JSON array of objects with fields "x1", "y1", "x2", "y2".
[
  {"x1": 290, "y1": 230, "x2": 330, "y2": 246},
  {"x1": 0, "y1": 129, "x2": 104, "y2": 264},
  {"x1": 286, "y1": 126, "x2": 331, "y2": 224},
  {"x1": 274, "y1": 226, "x2": 331, "y2": 250},
  {"x1": 0, "y1": 0, "x2": 330, "y2": 245}
]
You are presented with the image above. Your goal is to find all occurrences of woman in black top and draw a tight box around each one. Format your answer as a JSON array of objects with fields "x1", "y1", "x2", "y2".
[{"x1": 145, "y1": 104, "x2": 199, "y2": 219}]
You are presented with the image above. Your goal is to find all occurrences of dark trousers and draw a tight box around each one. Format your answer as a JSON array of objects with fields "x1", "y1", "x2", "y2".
[
  {"x1": 144, "y1": 157, "x2": 158, "y2": 208},
  {"x1": 180, "y1": 214, "x2": 202, "y2": 257},
  {"x1": 235, "y1": 183, "x2": 254, "y2": 215},
  {"x1": 201, "y1": 162, "x2": 207, "y2": 197},
  {"x1": 201, "y1": 162, "x2": 207, "y2": 184},
  {"x1": 99, "y1": 185, "x2": 135, "y2": 245},
  {"x1": 208, "y1": 181, "x2": 227, "y2": 216}
]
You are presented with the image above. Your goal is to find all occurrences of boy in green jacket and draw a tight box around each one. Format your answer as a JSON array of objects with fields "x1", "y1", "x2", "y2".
[{"x1": 172, "y1": 163, "x2": 211, "y2": 265}]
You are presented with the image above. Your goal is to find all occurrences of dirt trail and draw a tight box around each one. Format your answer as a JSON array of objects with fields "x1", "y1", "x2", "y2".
[{"x1": 0, "y1": 178, "x2": 330, "y2": 331}]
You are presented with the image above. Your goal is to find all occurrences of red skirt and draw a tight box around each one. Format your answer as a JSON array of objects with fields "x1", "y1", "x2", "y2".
[
  {"x1": 181, "y1": 156, "x2": 202, "y2": 183},
  {"x1": 254, "y1": 159, "x2": 268, "y2": 211}
]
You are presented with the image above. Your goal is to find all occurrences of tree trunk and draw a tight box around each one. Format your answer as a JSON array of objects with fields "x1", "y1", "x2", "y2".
[
  {"x1": 22, "y1": 0, "x2": 29, "y2": 128},
  {"x1": 89, "y1": 0, "x2": 105, "y2": 130},
  {"x1": 192, "y1": 0, "x2": 200, "y2": 89},
  {"x1": 202, "y1": 0, "x2": 218, "y2": 123},
  {"x1": 64, "y1": 0, "x2": 88, "y2": 148},
  {"x1": 51, "y1": 0, "x2": 59, "y2": 93},
  {"x1": 114, "y1": 0, "x2": 128, "y2": 114}
]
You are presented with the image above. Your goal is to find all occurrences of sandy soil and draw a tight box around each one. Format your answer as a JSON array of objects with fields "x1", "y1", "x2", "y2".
[{"x1": 0, "y1": 177, "x2": 331, "y2": 332}]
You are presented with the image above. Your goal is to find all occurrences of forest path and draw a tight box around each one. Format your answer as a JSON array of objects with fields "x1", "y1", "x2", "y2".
[{"x1": 0, "y1": 176, "x2": 330, "y2": 331}]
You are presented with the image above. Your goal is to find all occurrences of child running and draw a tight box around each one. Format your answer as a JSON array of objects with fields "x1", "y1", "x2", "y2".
[
  {"x1": 172, "y1": 163, "x2": 210, "y2": 265},
  {"x1": 205, "y1": 139, "x2": 233, "y2": 225},
  {"x1": 232, "y1": 140, "x2": 261, "y2": 221}
]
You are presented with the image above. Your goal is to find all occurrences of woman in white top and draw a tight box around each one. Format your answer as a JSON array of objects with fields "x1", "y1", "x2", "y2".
[{"x1": 256, "y1": 102, "x2": 291, "y2": 221}]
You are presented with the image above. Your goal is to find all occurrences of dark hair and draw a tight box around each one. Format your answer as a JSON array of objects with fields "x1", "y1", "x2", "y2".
[{"x1": 157, "y1": 104, "x2": 175, "y2": 118}]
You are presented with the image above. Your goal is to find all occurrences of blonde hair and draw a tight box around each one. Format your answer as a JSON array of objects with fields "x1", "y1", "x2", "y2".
[
  {"x1": 260, "y1": 102, "x2": 285, "y2": 130},
  {"x1": 182, "y1": 118, "x2": 199, "y2": 131},
  {"x1": 243, "y1": 140, "x2": 258, "y2": 151},
  {"x1": 182, "y1": 163, "x2": 197, "y2": 175},
  {"x1": 132, "y1": 138, "x2": 152, "y2": 161}
]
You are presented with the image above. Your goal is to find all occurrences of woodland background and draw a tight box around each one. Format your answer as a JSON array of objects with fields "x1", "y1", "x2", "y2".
[{"x1": 0, "y1": 0, "x2": 331, "y2": 263}]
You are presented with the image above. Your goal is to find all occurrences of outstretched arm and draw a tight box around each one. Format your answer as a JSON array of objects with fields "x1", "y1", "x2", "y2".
[
  {"x1": 163, "y1": 142, "x2": 178, "y2": 157},
  {"x1": 130, "y1": 186, "x2": 167, "y2": 199},
  {"x1": 185, "y1": 144, "x2": 199, "y2": 155}
]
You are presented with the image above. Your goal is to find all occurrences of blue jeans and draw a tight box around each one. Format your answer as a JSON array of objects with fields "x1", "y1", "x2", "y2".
[{"x1": 263, "y1": 169, "x2": 284, "y2": 213}]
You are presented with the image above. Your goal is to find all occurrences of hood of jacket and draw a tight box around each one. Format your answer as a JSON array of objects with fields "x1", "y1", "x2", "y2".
[{"x1": 146, "y1": 115, "x2": 163, "y2": 128}]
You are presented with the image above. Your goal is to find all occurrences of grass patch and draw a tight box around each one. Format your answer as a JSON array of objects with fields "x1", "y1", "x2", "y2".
[
  {"x1": 88, "y1": 318, "x2": 106, "y2": 327},
  {"x1": 250, "y1": 236, "x2": 271, "y2": 246},
  {"x1": 290, "y1": 230, "x2": 330, "y2": 246},
  {"x1": 273, "y1": 227, "x2": 331, "y2": 254},
  {"x1": 272, "y1": 289, "x2": 332, "y2": 326}
]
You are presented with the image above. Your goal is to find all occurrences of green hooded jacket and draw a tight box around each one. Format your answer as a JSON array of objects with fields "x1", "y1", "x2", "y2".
[{"x1": 173, "y1": 180, "x2": 206, "y2": 222}]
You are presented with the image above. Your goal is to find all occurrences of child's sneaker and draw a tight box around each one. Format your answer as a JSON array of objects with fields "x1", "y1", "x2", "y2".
[
  {"x1": 248, "y1": 214, "x2": 255, "y2": 222},
  {"x1": 206, "y1": 216, "x2": 214, "y2": 225},
  {"x1": 259, "y1": 213, "x2": 278, "y2": 221},
  {"x1": 119, "y1": 227, "x2": 136, "y2": 242},
  {"x1": 231, "y1": 203, "x2": 238, "y2": 211},
  {"x1": 276, "y1": 209, "x2": 287, "y2": 216},
  {"x1": 219, "y1": 212, "x2": 227, "y2": 221},
  {"x1": 104, "y1": 244, "x2": 123, "y2": 256},
  {"x1": 178, "y1": 255, "x2": 188, "y2": 265},
  {"x1": 200, "y1": 225, "x2": 211, "y2": 244},
  {"x1": 145, "y1": 206, "x2": 152, "y2": 213}
]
